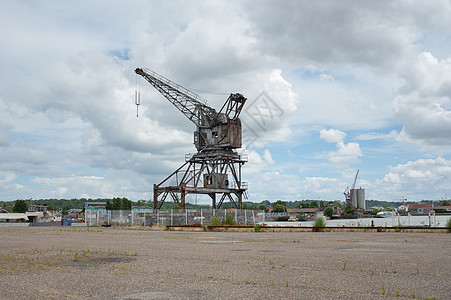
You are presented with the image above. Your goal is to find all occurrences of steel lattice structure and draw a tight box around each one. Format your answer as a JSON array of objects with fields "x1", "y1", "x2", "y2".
[{"x1": 135, "y1": 68, "x2": 247, "y2": 209}]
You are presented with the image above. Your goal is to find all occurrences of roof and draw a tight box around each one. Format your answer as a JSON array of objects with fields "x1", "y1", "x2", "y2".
[
  {"x1": 407, "y1": 203, "x2": 433, "y2": 209},
  {"x1": 0, "y1": 213, "x2": 29, "y2": 220},
  {"x1": 298, "y1": 208, "x2": 319, "y2": 213},
  {"x1": 434, "y1": 206, "x2": 451, "y2": 211}
]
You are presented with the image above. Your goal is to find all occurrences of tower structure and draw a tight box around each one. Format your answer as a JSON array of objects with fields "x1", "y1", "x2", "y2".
[{"x1": 135, "y1": 68, "x2": 247, "y2": 210}]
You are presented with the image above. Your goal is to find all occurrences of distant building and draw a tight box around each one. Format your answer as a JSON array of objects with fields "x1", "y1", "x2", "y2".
[
  {"x1": 433, "y1": 205, "x2": 451, "y2": 212},
  {"x1": 0, "y1": 213, "x2": 29, "y2": 223},
  {"x1": 28, "y1": 205, "x2": 48, "y2": 213},
  {"x1": 407, "y1": 203, "x2": 433, "y2": 214}
]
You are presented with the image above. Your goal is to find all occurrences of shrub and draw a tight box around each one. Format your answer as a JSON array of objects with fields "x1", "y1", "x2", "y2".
[
  {"x1": 314, "y1": 217, "x2": 326, "y2": 228},
  {"x1": 209, "y1": 215, "x2": 221, "y2": 226},
  {"x1": 447, "y1": 218, "x2": 451, "y2": 233},
  {"x1": 224, "y1": 214, "x2": 236, "y2": 225}
]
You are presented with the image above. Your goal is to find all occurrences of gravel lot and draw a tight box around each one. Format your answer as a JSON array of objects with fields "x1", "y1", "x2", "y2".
[{"x1": 1, "y1": 227, "x2": 449, "y2": 299}]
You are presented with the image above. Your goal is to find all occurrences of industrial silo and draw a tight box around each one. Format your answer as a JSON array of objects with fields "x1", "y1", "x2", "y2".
[{"x1": 351, "y1": 188, "x2": 366, "y2": 209}]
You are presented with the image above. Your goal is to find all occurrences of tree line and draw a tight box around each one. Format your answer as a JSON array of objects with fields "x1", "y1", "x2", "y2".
[{"x1": 1, "y1": 198, "x2": 449, "y2": 213}]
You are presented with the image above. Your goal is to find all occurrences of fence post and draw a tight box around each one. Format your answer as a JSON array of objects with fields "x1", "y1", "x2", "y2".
[
  {"x1": 186, "y1": 209, "x2": 188, "y2": 225},
  {"x1": 131, "y1": 209, "x2": 133, "y2": 226},
  {"x1": 235, "y1": 209, "x2": 237, "y2": 223},
  {"x1": 263, "y1": 211, "x2": 265, "y2": 223},
  {"x1": 244, "y1": 209, "x2": 247, "y2": 224},
  {"x1": 171, "y1": 209, "x2": 173, "y2": 226},
  {"x1": 201, "y1": 209, "x2": 203, "y2": 226},
  {"x1": 252, "y1": 210, "x2": 255, "y2": 225},
  {"x1": 157, "y1": 210, "x2": 159, "y2": 226}
]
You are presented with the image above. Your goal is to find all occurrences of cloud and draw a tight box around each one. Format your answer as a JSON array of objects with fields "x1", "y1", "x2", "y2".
[
  {"x1": 394, "y1": 52, "x2": 451, "y2": 145},
  {"x1": 245, "y1": 1, "x2": 430, "y2": 69},
  {"x1": 320, "y1": 128, "x2": 346, "y2": 143},
  {"x1": 0, "y1": 1, "x2": 450, "y2": 203},
  {"x1": 374, "y1": 157, "x2": 451, "y2": 200},
  {"x1": 320, "y1": 128, "x2": 362, "y2": 165}
]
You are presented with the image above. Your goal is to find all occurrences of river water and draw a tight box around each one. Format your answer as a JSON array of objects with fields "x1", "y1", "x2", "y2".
[{"x1": 261, "y1": 214, "x2": 450, "y2": 228}]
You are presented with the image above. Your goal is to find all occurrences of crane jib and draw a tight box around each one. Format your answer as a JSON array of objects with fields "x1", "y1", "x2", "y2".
[{"x1": 135, "y1": 67, "x2": 246, "y2": 151}]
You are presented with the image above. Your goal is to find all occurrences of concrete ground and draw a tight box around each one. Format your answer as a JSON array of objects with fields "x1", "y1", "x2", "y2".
[{"x1": 0, "y1": 227, "x2": 449, "y2": 299}]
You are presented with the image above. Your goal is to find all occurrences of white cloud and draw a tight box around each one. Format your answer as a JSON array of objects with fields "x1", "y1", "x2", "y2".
[
  {"x1": 320, "y1": 128, "x2": 346, "y2": 143},
  {"x1": 320, "y1": 129, "x2": 363, "y2": 165},
  {"x1": 376, "y1": 157, "x2": 451, "y2": 200},
  {"x1": 328, "y1": 142, "x2": 363, "y2": 165},
  {"x1": 394, "y1": 52, "x2": 451, "y2": 145}
]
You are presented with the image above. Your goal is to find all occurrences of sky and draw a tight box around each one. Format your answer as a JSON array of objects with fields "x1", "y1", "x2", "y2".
[{"x1": 1, "y1": 0, "x2": 451, "y2": 204}]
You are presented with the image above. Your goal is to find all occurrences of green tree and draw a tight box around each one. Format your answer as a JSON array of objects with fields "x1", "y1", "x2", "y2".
[
  {"x1": 13, "y1": 200, "x2": 28, "y2": 213},
  {"x1": 105, "y1": 200, "x2": 113, "y2": 210},
  {"x1": 273, "y1": 204, "x2": 286, "y2": 212},
  {"x1": 343, "y1": 205, "x2": 356, "y2": 215},
  {"x1": 121, "y1": 198, "x2": 132, "y2": 210},
  {"x1": 324, "y1": 207, "x2": 334, "y2": 218},
  {"x1": 112, "y1": 197, "x2": 122, "y2": 210},
  {"x1": 261, "y1": 200, "x2": 271, "y2": 206},
  {"x1": 310, "y1": 201, "x2": 319, "y2": 208},
  {"x1": 442, "y1": 200, "x2": 450, "y2": 206},
  {"x1": 258, "y1": 204, "x2": 268, "y2": 212},
  {"x1": 136, "y1": 200, "x2": 146, "y2": 206}
]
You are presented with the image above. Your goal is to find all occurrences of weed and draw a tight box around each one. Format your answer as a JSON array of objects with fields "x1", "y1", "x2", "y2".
[
  {"x1": 382, "y1": 284, "x2": 386, "y2": 295},
  {"x1": 343, "y1": 261, "x2": 347, "y2": 271},
  {"x1": 313, "y1": 217, "x2": 326, "y2": 228},
  {"x1": 254, "y1": 224, "x2": 260, "y2": 232},
  {"x1": 411, "y1": 289, "x2": 416, "y2": 298},
  {"x1": 281, "y1": 263, "x2": 286, "y2": 267},
  {"x1": 286, "y1": 279, "x2": 289, "y2": 287},
  {"x1": 395, "y1": 287, "x2": 400, "y2": 297},
  {"x1": 209, "y1": 215, "x2": 221, "y2": 226}
]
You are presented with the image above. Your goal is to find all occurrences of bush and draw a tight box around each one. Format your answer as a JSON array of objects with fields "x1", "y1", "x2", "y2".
[
  {"x1": 447, "y1": 218, "x2": 451, "y2": 233},
  {"x1": 254, "y1": 224, "x2": 260, "y2": 232},
  {"x1": 314, "y1": 217, "x2": 326, "y2": 228},
  {"x1": 224, "y1": 214, "x2": 236, "y2": 225},
  {"x1": 209, "y1": 215, "x2": 221, "y2": 226}
]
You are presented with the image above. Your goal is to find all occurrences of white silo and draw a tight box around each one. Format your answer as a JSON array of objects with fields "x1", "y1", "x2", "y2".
[{"x1": 351, "y1": 188, "x2": 366, "y2": 209}]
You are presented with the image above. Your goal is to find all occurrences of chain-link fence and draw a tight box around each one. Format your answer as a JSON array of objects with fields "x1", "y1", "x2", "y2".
[{"x1": 85, "y1": 209, "x2": 266, "y2": 227}]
